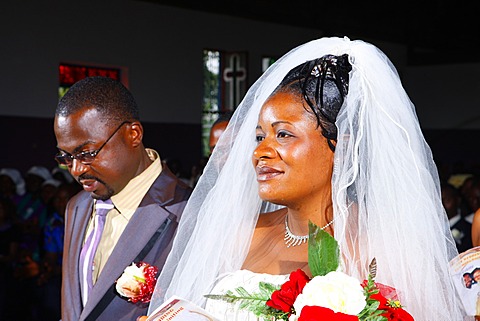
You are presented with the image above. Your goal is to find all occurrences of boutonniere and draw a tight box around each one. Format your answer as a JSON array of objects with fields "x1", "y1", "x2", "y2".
[{"x1": 116, "y1": 261, "x2": 159, "y2": 303}]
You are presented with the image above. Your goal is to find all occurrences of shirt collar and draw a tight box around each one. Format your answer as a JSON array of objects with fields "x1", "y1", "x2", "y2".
[{"x1": 111, "y1": 148, "x2": 162, "y2": 219}]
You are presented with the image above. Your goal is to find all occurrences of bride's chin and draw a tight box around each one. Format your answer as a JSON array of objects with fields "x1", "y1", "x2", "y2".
[{"x1": 259, "y1": 194, "x2": 285, "y2": 207}]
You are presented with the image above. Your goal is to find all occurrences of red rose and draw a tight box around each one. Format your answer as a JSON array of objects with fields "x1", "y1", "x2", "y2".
[
  {"x1": 382, "y1": 308, "x2": 414, "y2": 321},
  {"x1": 298, "y1": 306, "x2": 359, "y2": 321},
  {"x1": 362, "y1": 281, "x2": 414, "y2": 321},
  {"x1": 369, "y1": 292, "x2": 388, "y2": 309},
  {"x1": 266, "y1": 269, "x2": 310, "y2": 313}
]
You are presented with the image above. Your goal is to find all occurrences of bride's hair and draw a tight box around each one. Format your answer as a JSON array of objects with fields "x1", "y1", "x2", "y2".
[{"x1": 275, "y1": 54, "x2": 351, "y2": 151}]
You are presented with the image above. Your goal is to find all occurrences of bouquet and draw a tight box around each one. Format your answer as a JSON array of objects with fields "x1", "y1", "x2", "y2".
[{"x1": 205, "y1": 222, "x2": 413, "y2": 321}]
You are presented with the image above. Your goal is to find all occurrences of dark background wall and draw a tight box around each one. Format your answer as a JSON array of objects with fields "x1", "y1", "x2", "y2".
[
  {"x1": 1, "y1": 0, "x2": 479, "y2": 177},
  {"x1": 1, "y1": 116, "x2": 202, "y2": 176}
]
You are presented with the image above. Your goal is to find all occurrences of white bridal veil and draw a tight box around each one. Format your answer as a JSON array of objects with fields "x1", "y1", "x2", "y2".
[{"x1": 150, "y1": 37, "x2": 465, "y2": 320}]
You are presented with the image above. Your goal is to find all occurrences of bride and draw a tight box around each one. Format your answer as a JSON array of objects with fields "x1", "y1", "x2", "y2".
[{"x1": 147, "y1": 37, "x2": 464, "y2": 320}]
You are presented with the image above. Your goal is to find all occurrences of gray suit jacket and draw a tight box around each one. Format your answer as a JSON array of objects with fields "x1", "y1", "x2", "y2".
[{"x1": 61, "y1": 167, "x2": 191, "y2": 321}]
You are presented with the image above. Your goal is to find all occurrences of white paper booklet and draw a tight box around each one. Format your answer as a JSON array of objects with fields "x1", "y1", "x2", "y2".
[
  {"x1": 146, "y1": 296, "x2": 220, "y2": 321},
  {"x1": 450, "y1": 246, "x2": 480, "y2": 316}
]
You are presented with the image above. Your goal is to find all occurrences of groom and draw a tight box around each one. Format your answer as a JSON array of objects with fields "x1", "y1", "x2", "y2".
[{"x1": 54, "y1": 77, "x2": 191, "y2": 321}]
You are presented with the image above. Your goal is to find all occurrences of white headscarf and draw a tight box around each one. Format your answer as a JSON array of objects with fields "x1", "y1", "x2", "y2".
[
  {"x1": 150, "y1": 37, "x2": 465, "y2": 320},
  {"x1": 0, "y1": 168, "x2": 26, "y2": 196},
  {"x1": 26, "y1": 165, "x2": 52, "y2": 181}
]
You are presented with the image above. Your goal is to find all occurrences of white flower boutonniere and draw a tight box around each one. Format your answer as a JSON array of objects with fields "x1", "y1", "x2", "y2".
[{"x1": 116, "y1": 262, "x2": 159, "y2": 303}]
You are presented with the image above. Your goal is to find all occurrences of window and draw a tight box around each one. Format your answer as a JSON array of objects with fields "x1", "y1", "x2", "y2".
[
  {"x1": 202, "y1": 50, "x2": 247, "y2": 156},
  {"x1": 58, "y1": 63, "x2": 126, "y2": 99},
  {"x1": 262, "y1": 56, "x2": 277, "y2": 72}
]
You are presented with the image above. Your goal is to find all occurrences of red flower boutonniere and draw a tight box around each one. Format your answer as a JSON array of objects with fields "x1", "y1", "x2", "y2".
[{"x1": 116, "y1": 261, "x2": 159, "y2": 304}]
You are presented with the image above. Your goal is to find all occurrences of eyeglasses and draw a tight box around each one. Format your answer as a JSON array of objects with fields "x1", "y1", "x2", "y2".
[{"x1": 55, "y1": 121, "x2": 130, "y2": 166}]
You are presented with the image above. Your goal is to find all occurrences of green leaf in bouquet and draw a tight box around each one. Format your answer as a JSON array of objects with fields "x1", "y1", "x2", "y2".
[
  {"x1": 308, "y1": 221, "x2": 339, "y2": 277},
  {"x1": 358, "y1": 273, "x2": 388, "y2": 321},
  {"x1": 204, "y1": 283, "x2": 289, "y2": 320}
]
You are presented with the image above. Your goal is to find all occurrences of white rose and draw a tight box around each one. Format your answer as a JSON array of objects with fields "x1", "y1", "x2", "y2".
[
  {"x1": 292, "y1": 271, "x2": 366, "y2": 317},
  {"x1": 116, "y1": 263, "x2": 146, "y2": 298}
]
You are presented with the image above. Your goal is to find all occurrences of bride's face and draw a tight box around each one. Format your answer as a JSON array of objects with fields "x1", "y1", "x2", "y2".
[{"x1": 252, "y1": 91, "x2": 334, "y2": 207}]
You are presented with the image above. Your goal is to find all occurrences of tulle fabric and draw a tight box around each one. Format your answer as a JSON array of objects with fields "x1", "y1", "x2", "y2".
[{"x1": 149, "y1": 37, "x2": 465, "y2": 320}]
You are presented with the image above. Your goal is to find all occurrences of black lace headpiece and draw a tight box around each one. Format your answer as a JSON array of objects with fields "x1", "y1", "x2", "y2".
[{"x1": 279, "y1": 54, "x2": 352, "y2": 151}]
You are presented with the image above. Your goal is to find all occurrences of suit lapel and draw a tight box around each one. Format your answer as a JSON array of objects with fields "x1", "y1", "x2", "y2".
[
  {"x1": 63, "y1": 194, "x2": 94, "y2": 320},
  {"x1": 80, "y1": 168, "x2": 178, "y2": 319}
]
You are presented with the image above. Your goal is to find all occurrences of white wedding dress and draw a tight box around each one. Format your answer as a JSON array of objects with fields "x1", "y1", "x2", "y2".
[{"x1": 205, "y1": 270, "x2": 289, "y2": 321}]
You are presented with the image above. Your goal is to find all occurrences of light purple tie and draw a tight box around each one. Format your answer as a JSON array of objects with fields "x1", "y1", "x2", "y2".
[{"x1": 80, "y1": 199, "x2": 114, "y2": 306}]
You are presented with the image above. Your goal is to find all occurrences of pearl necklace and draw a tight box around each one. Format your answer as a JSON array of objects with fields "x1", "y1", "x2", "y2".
[{"x1": 284, "y1": 214, "x2": 334, "y2": 248}]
